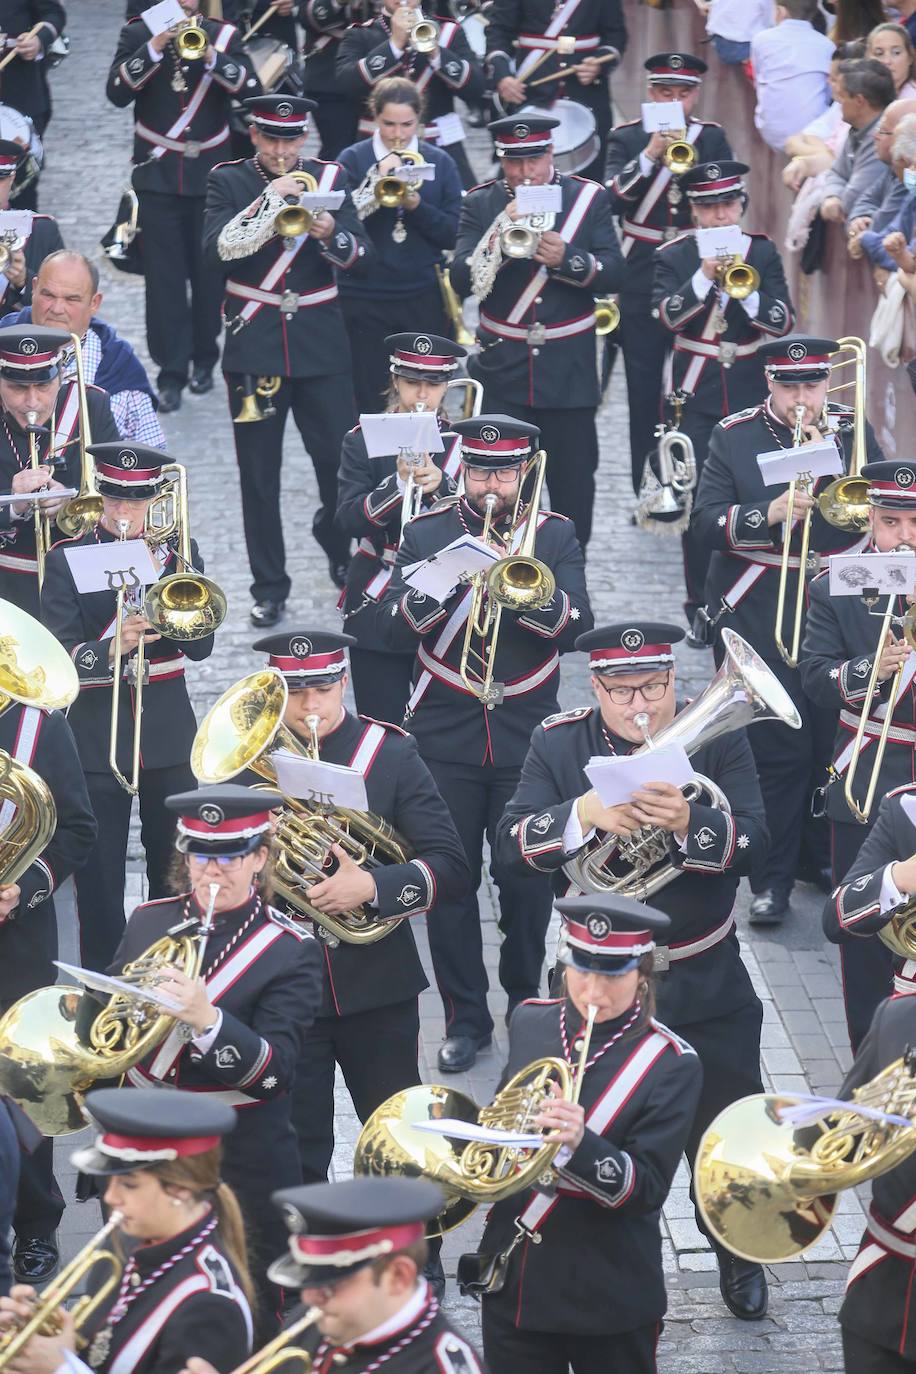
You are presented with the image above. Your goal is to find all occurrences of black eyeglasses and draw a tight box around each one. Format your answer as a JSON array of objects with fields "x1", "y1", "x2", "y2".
[{"x1": 595, "y1": 674, "x2": 671, "y2": 706}]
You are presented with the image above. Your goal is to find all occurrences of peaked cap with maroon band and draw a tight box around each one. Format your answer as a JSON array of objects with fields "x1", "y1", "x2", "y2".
[
  {"x1": 166, "y1": 784, "x2": 283, "y2": 857},
  {"x1": 863, "y1": 460, "x2": 916, "y2": 509},
  {"x1": 555, "y1": 894, "x2": 670, "y2": 975},
  {"x1": 268, "y1": 1177, "x2": 445, "y2": 1289},
  {"x1": 0, "y1": 138, "x2": 25, "y2": 178},
  {"x1": 253, "y1": 629, "x2": 355, "y2": 687},
  {"x1": 0, "y1": 324, "x2": 70, "y2": 382},
  {"x1": 386, "y1": 332, "x2": 467, "y2": 381},
  {"x1": 71, "y1": 1088, "x2": 236, "y2": 1177},
  {"x1": 88, "y1": 441, "x2": 167, "y2": 500},
  {"x1": 489, "y1": 114, "x2": 560, "y2": 158},
  {"x1": 243, "y1": 94, "x2": 317, "y2": 137},
  {"x1": 760, "y1": 334, "x2": 838, "y2": 382},
  {"x1": 575, "y1": 622, "x2": 684, "y2": 675},
  {"x1": 681, "y1": 158, "x2": 749, "y2": 203},
  {"x1": 645, "y1": 51, "x2": 707, "y2": 84},
  {"x1": 450, "y1": 414, "x2": 540, "y2": 467}
]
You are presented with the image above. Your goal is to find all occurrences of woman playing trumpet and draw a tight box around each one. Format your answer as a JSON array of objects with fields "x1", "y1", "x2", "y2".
[
  {"x1": 335, "y1": 331, "x2": 466, "y2": 723},
  {"x1": 462, "y1": 896, "x2": 701, "y2": 1374},
  {"x1": 0, "y1": 1088, "x2": 254, "y2": 1374}
]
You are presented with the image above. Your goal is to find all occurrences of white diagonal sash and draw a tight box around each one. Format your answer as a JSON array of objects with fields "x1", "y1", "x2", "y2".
[
  {"x1": 0, "y1": 707, "x2": 41, "y2": 831},
  {"x1": 516, "y1": 0, "x2": 584, "y2": 79},
  {"x1": 505, "y1": 179, "x2": 600, "y2": 324},
  {"x1": 235, "y1": 161, "x2": 339, "y2": 323},
  {"x1": 148, "y1": 22, "x2": 234, "y2": 161}
]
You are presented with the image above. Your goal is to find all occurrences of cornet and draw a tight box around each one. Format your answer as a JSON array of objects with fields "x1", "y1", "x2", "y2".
[
  {"x1": 718, "y1": 255, "x2": 760, "y2": 300},
  {"x1": 174, "y1": 16, "x2": 208, "y2": 58},
  {"x1": 663, "y1": 133, "x2": 696, "y2": 175},
  {"x1": 399, "y1": 402, "x2": 428, "y2": 535},
  {"x1": 375, "y1": 148, "x2": 425, "y2": 208},
  {"x1": 0, "y1": 230, "x2": 23, "y2": 275},
  {"x1": 400, "y1": 4, "x2": 439, "y2": 51},
  {"x1": 274, "y1": 168, "x2": 320, "y2": 237}
]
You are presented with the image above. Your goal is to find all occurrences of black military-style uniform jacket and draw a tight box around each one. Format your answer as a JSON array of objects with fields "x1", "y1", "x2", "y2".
[
  {"x1": 336, "y1": 419, "x2": 461, "y2": 653},
  {"x1": 605, "y1": 117, "x2": 731, "y2": 306},
  {"x1": 106, "y1": 16, "x2": 257, "y2": 197},
  {"x1": 800, "y1": 556, "x2": 916, "y2": 824},
  {"x1": 451, "y1": 172, "x2": 623, "y2": 409},
  {"x1": 0, "y1": 384, "x2": 120, "y2": 620},
  {"x1": 378, "y1": 495, "x2": 594, "y2": 766},
  {"x1": 272, "y1": 709, "x2": 470, "y2": 1018},
  {"x1": 78, "y1": 1213, "x2": 252, "y2": 1374},
  {"x1": 486, "y1": 0, "x2": 626, "y2": 134},
  {"x1": 297, "y1": 1286, "x2": 484, "y2": 1372},
  {"x1": 652, "y1": 230, "x2": 795, "y2": 416},
  {"x1": 493, "y1": 703, "x2": 768, "y2": 1025},
  {"x1": 203, "y1": 154, "x2": 372, "y2": 378},
  {"x1": 692, "y1": 399, "x2": 884, "y2": 657},
  {"x1": 335, "y1": 12, "x2": 485, "y2": 141},
  {"x1": 824, "y1": 784, "x2": 916, "y2": 996},
  {"x1": 477, "y1": 997, "x2": 700, "y2": 1335},
  {"x1": 0, "y1": 212, "x2": 63, "y2": 311},
  {"x1": 302, "y1": 0, "x2": 348, "y2": 99},
  {"x1": 837, "y1": 994, "x2": 916, "y2": 1360},
  {"x1": 40, "y1": 524, "x2": 214, "y2": 775},
  {"x1": 0, "y1": 2, "x2": 64, "y2": 130}
]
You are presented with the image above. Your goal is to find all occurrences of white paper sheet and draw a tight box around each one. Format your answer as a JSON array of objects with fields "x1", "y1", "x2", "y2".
[
  {"x1": 0, "y1": 488, "x2": 76, "y2": 506},
  {"x1": 431, "y1": 112, "x2": 465, "y2": 146},
  {"x1": 272, "y1": 751, "x2": 369, "y2": 811},
  {"x1": 0, "y1": 210, "x2": 33, "y2": 240},
  {"x1": 695, "y1": 225, "x2": 744, "y2": 261},
  {"x1": 402, "y1": 534, "x2": 498, "y2": 602},
  {"x1": 828, "y1": 551, "x2": 916, "y2": 596},
  {"x1": 584, "y1": 744, "x2": 696, "y2": 807},
  {"x1": 141, "y1": 0, "x2": 185, "y2": 36},
  {"x1": 64, "y1": 539, "x2": 160, "y2": 595},
  {"x1": 54, "y1": 961, "x2": 184, "y2": 1014},
  {"x1": 756, "y1": 439, "x2": 842, "y2": 488},
  {"x1": 515, "y1": 183, "x2": 563, "y2": 216},
  {"x1": 387, "y1": 162, "x2": 437, "y2": 182},
  {"x1": 411, "y1": 1118, "x2": 545, "y2": 1147},
  {"x1": 641, "y1": 100, "x2": 685, "y2": 133},
  {"x1": 359, "y1": 411, "x2": 444, "y2": 458},
  {"x1": 296, "y1": 191, "x2": 345, "y2": 212}
]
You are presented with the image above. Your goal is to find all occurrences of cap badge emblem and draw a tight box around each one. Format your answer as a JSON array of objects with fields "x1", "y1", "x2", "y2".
[
  {"x1": 788, "y1": 342, "x2": 807, "y2": 363},
  {"x1": 282, "y1": 1204, "x2": 304, "y2": 1234},
  {"x1": 290, "y1": 637, "x2": 312, "y2": 659},
  {"x1": 513, "y1": 123, "x2": 530, "y2": 139},
  {"x1": 413, "y1": 335, "x2": 432, "y2": 355},
  {"x1": 479, "y1": 424, "x2": 500, "y2": 444},
  {"x1": 199, "y1": 804, "x2": 224, "y2": 826},
  {"x1": 586, "y1": 913, "x2": 611, "y2": 939},
  {"x1": 18, "y1": 337, "x2": 37, "y2": 356},
  {"x1": 621, "y1": 627, "x2": 645, "y2": 653},
  {"x1": 896, "y1": 468, "x2": 915, "y2": 489},
  {"x1": 705, "y1": 164, "x2": 720, "y2": 182},
  {"x1": 669, "y1": 54, "x2": 684, "y2": 69},
  {"x1": 276, "y1": 101, "x2": 293, "y2": 118},
  {"x1": 118, "y1": 449, "x2": 138, "y2": 469}
]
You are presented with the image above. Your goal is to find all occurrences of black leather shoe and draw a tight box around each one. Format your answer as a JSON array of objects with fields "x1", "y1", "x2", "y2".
[
  {"x1": 13, "y1": 1234, "x2": 59, "y2": 1285},
  {"x1": 437, "y1": 1034, "x2": 492, "y2": 1073},
  {"x1": 717, "y1": 1252, "x2": 768, "y2": 1321},
  {"x1": 748, "y1": 889, "x2": 790, "y2": 926},
  {"x1": 796, "y1": 863, "x2": 833, "y2": 894},
  {"x1": 328, "y1": 558, "x2": 348, "y2": 590},
  {"x1": 157, "y1": 386, "x2": 182, "y2": 414},
  {"x1": 188, "y1": 367, "x2": 214, "y2": 395},
  {"x1": 250, "y1": 599, "x2": 285, "y2": 628},
  {"x1": 423, "y1": 1252, "x2": 446, "y2": 1302}
]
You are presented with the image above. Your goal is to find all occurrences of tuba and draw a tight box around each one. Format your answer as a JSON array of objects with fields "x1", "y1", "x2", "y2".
[
  {"x1": 695, "y1": 1050, "x2": 916, "y2": 1263},
  {"x1": 190, "y1": 670, "x2": 415, "y2": 945},
  {"x1": 816, "y1": 336, "x2": 870, "y2": 532},
  {"x1": 635, "y1": 395, "x2": 696, "y2": 536},
  {"x1": 562, "y1": 630, "x2": 802, "y2": 901}
]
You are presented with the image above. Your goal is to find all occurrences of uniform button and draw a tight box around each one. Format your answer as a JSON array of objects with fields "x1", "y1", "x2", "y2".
[
  {"x1": 535, "y1": 296, "x2": 542, "y2": 304},
  {"x1": 532, "y1": 348, "x2": 540, "y2": 356}
]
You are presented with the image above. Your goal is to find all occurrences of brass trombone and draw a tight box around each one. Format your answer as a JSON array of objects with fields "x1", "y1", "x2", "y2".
[
  {"x1": 843, "y1": 549, "x2": 916, "y2": 825},
  {"x1": 25, "y1": 410, "x2": 53, "y2": 592},
  {"x1": 774, "y1": 404, "x2": 815, "y2": 669},
  {"x1": 459, "y1": 450, "x2": 556, "y2": 704},
  {"x1": 175, "y1": 16, "x2": 208, "y2": 58},
  {"x1": 0, "y1": 1212, "x2": 123, "y2": 1370},
  {"x1": 234, "y1": 375, "x2": 281, "y2": 425},
  {"x1": 375, "y1": 149, "x2": 424, "y2": 208},
  {"x1": 56, "y1": 332, "x2": 101, "y2": 539},
  {"x1": 108, "y1": 519, "x2": 145, "y2": 796},
  {"x1": 816, "y1": 336, "x2": 870, "y2": 532}
]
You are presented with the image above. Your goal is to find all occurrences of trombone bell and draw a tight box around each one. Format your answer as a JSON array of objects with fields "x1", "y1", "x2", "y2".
[{"x1": 486, "y1": 554, "x2": 556, "y2": 612}]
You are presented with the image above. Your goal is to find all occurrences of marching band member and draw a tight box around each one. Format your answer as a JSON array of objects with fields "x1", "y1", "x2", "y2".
[
  {"x1": 79, "y1": 787, "x2": 323, "y2": 1329},
  {"x1": 337, "y1": 78, "x2": 462, "y2": 415},
  {"x1": 0, "y1": 1088, "x2": 255, "y2": 1374},
  {"x1": 246, "y1": 630, "x2": 468, "y2": 1221},
  {"x1": 825, "y1": 783, "x2": 916, "y2": 1007},
  {"x1": 605, "y1": 52, "x2": 732, "y2": 495},
  {"x1": 40, "y1": 442, "x2": 215, "y2": 974},
  {"x1": 336, "y1": 0, "x2": 485, "y2": 189},
  {"x1": 485, "y1": 0, "x2": 627, "y2": 182},
  {"x1": 302, "y1": 0, "x2": 360, "y2": 162},
  {"x1": 0, "y1": 2, "x2": 65, "y2": 141},
  {"x1": 380, "y1": 415, "x2": 593, "y2": 1073},
  {"x1": 800, "y1": 458, "x2": 916, "y2": 1050},
  {"x1": 181, "y1": 1178, "x2": 484, "y2": 1374},
  {"x1": 2, "y1": 250, "x2": 166, "y2": 449},
  {"x1": 692, "y1": 336, "x2": 884, "y2": 927},
  {"x1": 106, "y1": 0, "x2": 255, "y2": 415},
  {"x1": 203, "y1": 93, "x2": 372, "y2": 621},
  {"x1": 336, "y1": 332, "x2": 465, "y2": 724},
  {"x1": 462, "y1": 897, "x2": 701, "y2": 1373},
  {"x1": 0, "y1": 137, "x2": 63, "y2": 313},
  {"x1": 492, "y1": 622, "x2": 771, "y2": 1321},
  {"x1": 450, "y1": 115, "x2": 623, "y2": 549},
  {"x1": 0, "y1": 324, "x2": 119, "y2": 620},
  {"x1": 652, "y1": 159, "x2": 795, "y2": 624}
]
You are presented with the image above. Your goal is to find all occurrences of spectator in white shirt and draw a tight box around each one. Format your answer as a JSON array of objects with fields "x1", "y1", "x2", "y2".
[
  {"x1": 694, "y1": 0, "x2": 774, "y2": 64},
  {"x1": 751, "y1": 0, "x2": 836, "y2": 152},
  {"x1": 867, "y1": 23, "x2": 916, "y2": 100},
  {"x1": 782, "y1": 40, "x2": 863, "y2": 191},
  {"x1": 821, "y1": 57, "x2": 897, "y2": 222}
]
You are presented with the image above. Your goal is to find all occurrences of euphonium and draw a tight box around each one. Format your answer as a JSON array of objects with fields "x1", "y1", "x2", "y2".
[
  {"x1": 695, "y1": 1050, "x2": 916, "y2": 1263},
  {"x1": 234, "y1": 375, "x2": 282, "y2": 425},
  {"x1": 56, "y1": 331, "x2": 101, "y2": 538},
  {"x1": 720, "y1": 255, "x2": 760, "y2": 300},
  {"x1": 816, "y1": 336, "x2": 870, "y2": 532},
  {"x1": 594, "y1": 297, "x2": 620, "y2": 336},
  {"x1": 563, "y1": 630, "x2": 802, "y2": 901},
  {"x1": 375, "y1": 148, "x2": 424, "y2": 208},
  {"x1": 274, "y1": 170, "x2": 320, "y2": 237},
  {"x1": 190, "y1": 671, "x2": 415, "y2": 945},
  {"x1": 0, "y1": 1212, "x2": 123, "y2": 1371},
  {"x1": 634, "y1": 416, "x2": 696, "y2": 535},
  {"x1": 175, "y1": 16, "x2": 208, "y2": 58},
  {"x1": 226, "y1": 1308, "x2": 321, "y2": 1374}
]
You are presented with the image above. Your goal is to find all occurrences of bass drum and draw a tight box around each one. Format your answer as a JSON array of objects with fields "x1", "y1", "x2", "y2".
[
  {"x1": 518, "y1": 99, "x2": 598, "y2": 175},
  {"x1": 246, "y1": 35, "x2": 294, "y2": 93}
]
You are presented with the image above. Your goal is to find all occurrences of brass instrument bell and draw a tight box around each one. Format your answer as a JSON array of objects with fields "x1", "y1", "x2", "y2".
[
  {"x1": 816, "y1": 336, "x2": 870, "y2": 532},
  {"x1": 175, "y1": 17, "x2": 208, "y2": 58},
  {"x1": 594, "y1": 297, "x2": 620, "y2": 336},
  {"x1": 721, "y1": 257, "x2": 761, "y2": 300},
  {"x1": 274, "y1": 170, "x2": 319, "y2": 237},
  {"x1": 408, "y1": 7, "x2": 440, "y2": 51},
  {"x1": 375, "y1": 148, "x2": 425, "y2": 208},
  {"x1": 663, "y1": 138, "x2": 696, "y2": 175},
  {"x1": 234, "y1": 375, "x2": 281, "y2": 425}
]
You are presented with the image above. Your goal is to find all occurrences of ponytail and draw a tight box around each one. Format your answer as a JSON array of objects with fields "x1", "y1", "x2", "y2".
[{"x1": 213, "y1": 1182, "x2": 257, "y2": 1311}]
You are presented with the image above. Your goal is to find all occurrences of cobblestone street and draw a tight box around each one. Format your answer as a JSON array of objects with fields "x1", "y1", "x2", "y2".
[{"x1": 42, "y1": 5, "x2": 861, "y2": 1369}]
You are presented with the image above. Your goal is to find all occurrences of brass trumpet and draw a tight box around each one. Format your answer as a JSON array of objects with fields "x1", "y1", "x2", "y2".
[
  {"x1": 275, "y1": 170, "x2": 319, "y2": 237},
  {"x1": 816, "y1": 336, "x2": 870, "y2": 532},
  {"x1": 234, "y1": 375, "x2": 281, "y2": 425},
  {"x1": 175, "y1": 16, "x2": 208, "y2": 58},
  {"x1": 0, "y1": 1212, "x2": 123, "y2": 1371},
  {"x1": 663, "y1": 134, "x2": 696, "y2": 175},
  {"x1": 399, "y1": 402, "x2": 429, "y2": 535},
  {"x1": 403, "y1": 5, "x2": 439, "y2": 52},
  {"x1": 229, "y1": 1309, "x2": 321, "y2": 1374},
  {"x1": 774, "y1": 404, "x2": 815, "y2": 669},
  {"x1": 375, "y1": 148, "x2": 424, "y2": 208},
  {"x1": 719, "y1": 256, "x2": 760, "y2": 300}
]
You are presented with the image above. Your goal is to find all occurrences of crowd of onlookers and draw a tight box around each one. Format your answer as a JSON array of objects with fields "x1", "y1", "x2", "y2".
[{"x1": 691, "y1": 0, "x2": 916, "y2": 378}]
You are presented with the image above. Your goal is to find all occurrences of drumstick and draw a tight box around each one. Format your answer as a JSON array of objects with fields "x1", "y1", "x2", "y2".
[
  {"x1": 526, "y1": 50, "x2": 617, "y2": 88},
  {"x1": 242, "y1": 1, "x2": 280, "y2": 41}
]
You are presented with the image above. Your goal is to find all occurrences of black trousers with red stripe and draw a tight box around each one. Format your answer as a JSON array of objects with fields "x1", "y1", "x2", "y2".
[
  {"x1": 832, "y1": 818, "x2": 896, "y2": 1053},
  {"x1": 842, "y1": 1328, "x2": 916, "y2": 1372},
  {"x1": 482, "y1": 1302, "x2": 660, "y2": 1374}
]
